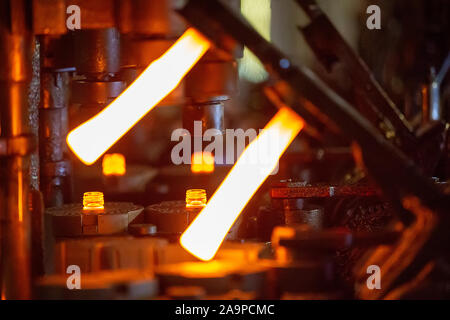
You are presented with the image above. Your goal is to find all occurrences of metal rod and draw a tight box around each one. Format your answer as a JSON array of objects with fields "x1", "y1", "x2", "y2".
[
  {"x1": 0, "y1": 0, "x2": 34, "y2": 299},
  {"x1": 39, "y1": 36, "x2": 72, "y2": 207}
]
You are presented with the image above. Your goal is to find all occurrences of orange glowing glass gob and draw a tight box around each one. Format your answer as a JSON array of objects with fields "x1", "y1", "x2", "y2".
[
  {"x1": 102, "y1": 153, "x2": 126, "y2": 176},
  {"x1": 83, "y1": 191, "x2": 104, "y2": 211},
  {"x1": 180, "y1": 107, "x2": 304, "y2": 261},
  {"x1": 67, "y1": 28, "x2": 211, "y2": 165},
  {"x1": 191, "y1": 151, "x2": 214, "y2": 173},
  {"x1": 186, "y1": 189, "x2": 207, "y2": 208}
]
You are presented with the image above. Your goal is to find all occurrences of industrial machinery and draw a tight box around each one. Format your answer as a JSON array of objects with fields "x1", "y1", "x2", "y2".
[{"x1": 0, "y1": 0, "x2": 449, "y2": 302}]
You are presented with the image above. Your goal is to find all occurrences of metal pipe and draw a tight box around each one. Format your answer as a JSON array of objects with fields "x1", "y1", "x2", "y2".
[
  {"x1": 0, "y1": 0, "x2": 34, "y2": 299},
  {"x1": 39, "y1": 36, "x2": 73, "y2": 207}
]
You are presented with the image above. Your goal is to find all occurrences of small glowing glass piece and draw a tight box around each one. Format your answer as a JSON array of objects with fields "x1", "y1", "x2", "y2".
[
  {"x1": 191, "y1": 151, "x2": 214, "y2": 173},
  {"x1": 83, "y1": 191, "x2": 104, "y2": 211},
  {"x1": 186, "y1": 189, "x2": 207, "y2": 208},
  {"x1": 67, "y1": 28, "x2": 211, "y2": 165},
  {"x1": 102, "y1": 153, "x2": 126, "y2": 176},
  {"x1": 180, "y1": 108, "x2": 304, "y2": 261}
]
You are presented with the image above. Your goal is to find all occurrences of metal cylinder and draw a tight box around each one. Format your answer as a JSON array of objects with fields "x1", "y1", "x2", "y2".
[
  {"x1": 183, "y1": 58, "x2": 237, "y2": 135},
  {"x1": 71, "y1": 28, "x2": 125, "y2": 129},
  {"x1": 73, "y1": 28, "x2": 121, "y2": 75},
  {"x1": 39, "y1": 45, "x2": 73, "y2": 207},
  {"x1": 0, "y1": 0, "x2": 34, "y2": 298},
  {"x1": 183, "y1": 102, "x2": 225, "y2": 135}
]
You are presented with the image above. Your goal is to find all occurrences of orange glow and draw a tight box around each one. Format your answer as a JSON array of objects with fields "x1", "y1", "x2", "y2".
[
  {"x1": 67, "y1": 28, "x2": 211, "y2": 165},
  {"x1": 191, "y1": 151, "x2": 215, "y2": 173},
  {"x1": 186, "y1": 189, "x2": 207, "y2": 208},
  {"x1": 83, "y1": 191, "x2": 104, "y2": 211},
  {"x1": 102, "y1": 153, "x2": 126, "y2": 176},
  {"x1": 18, "y1": 169, "x2": 23, "y2": 222},
  {"x1": 180, "y1": 108, "x2": 304, "y2": 261}
]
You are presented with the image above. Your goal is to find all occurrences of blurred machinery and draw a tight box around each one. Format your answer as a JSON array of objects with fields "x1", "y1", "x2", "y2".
[{"x1": 0, "y1": 0, "x2": 449, "y2": 300}]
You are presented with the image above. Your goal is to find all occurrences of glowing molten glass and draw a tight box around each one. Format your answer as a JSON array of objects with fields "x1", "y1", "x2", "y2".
[
  {"x1": 191, "y1": 151, "x2": 215, "y2": 173},
  {"x1": 180, "y1": 108, "x2": 304, "y2": 261},
  {"x1": 67, "y1": 28, "x2": 211, "y2": 165},
  {"x1": 102, "y1": 153, "x2": 126, "y2": 176},
  {"x1": 186, "y1": 189, "x2": 207, "y2": 208},
  {"x1": 83, "y1": 191, "x2": 104, "y2": 211}
]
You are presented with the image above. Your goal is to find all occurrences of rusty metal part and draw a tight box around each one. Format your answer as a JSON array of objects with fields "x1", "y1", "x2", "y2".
[
  {"x1": 73, "y1": 28, "x2": 121, "y2": 75},
  {"x1": 271, "y1": 181, "x2": 381, "y2": 199},
  {"x1": 40, "y1": 71, "x2": 71, "y2": 111},
  {"x1": 39, "y1": 54, "x2": 73, "y2": 207},
  {"x1": 29, "y1": 38, "x2": 40, "y2": 192},
  {"x1": 333, "y1": 198, "x2": 394, "y2": 232},
  {"x1": 145, "y1": 201, "x2": 201, "y2": 235},
  {"x1": 41, "y1": 160, "x2": 71, "y2": 179},
  {"x1": 0, "y1": 0, "x2": 35, "y2": 299},
  {"x1": 46, "y1": 202, "x2": 143, "y2": 237},
  {"x1": 39, "y1": 159, "x2": 72, "y2": 217},
  {"x1": 36, "y1": 270, "x2": 158, "y2": 300},
  {"x1": 259, "y1": 200, "x2": 323, "y2": 238}
]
